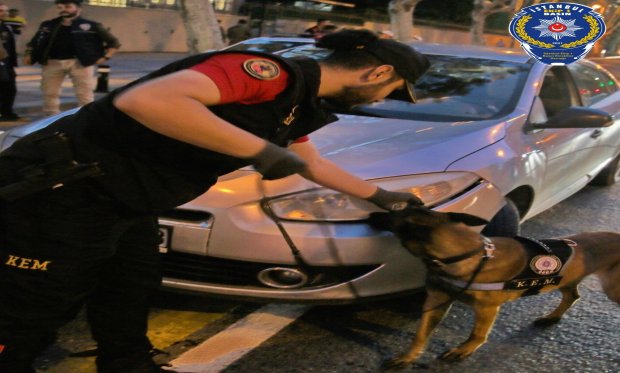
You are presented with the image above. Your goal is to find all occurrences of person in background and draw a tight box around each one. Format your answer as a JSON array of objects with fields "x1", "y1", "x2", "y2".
[
  {"x1": 23, "y1": 0, "x2": 120, "y2": 116},
  {"x1": 226, "y1": 19, "x2": 251, "y2": 45},
  {"x1": 0, "y1": 2, "x2": 20, "y2": 122},
  {"x1": 4, "y1": 8, "x2": 26, "y2": 36},
  {"x1": 313, "y1": 24, "x2": 339, "y2": 40},
  {"x1": 303, "y1": 18, "x2": 333, "y2": 37},
  {"x1": 218, "y1": 19, "x2": 227, "y2": 44},
  {"x1": 0, "y1": 29, "x2": 429, "y2": 373}
]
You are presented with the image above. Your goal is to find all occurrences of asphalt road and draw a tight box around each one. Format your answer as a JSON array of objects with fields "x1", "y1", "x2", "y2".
[
  {"x1": 35, "y1": 181, "x2": 620, "y2": 373},
  {"x1": 220, "y1": 182, "x2": 620, "y2": 373}
]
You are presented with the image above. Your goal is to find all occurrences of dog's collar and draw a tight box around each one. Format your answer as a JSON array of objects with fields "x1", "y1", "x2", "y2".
[{"x1": 425, "y1": 236, "x2": 496, "y2": 268}]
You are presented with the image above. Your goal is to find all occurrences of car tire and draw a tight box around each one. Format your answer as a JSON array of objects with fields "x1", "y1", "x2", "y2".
[
  {"x1": 590, "y1": 153, "x2": 620, "y2": 187},
  {"x1": 481, "y1": 199, "x2": 520, "y2": 237}
]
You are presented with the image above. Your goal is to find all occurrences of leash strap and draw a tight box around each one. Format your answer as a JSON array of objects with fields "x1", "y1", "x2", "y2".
[
  {"x1": 256, "y1": 178, "x2": 363, "y2": 300},
  {"x1": 260, "y1": 196, "x2": 313, "y2": 274}
]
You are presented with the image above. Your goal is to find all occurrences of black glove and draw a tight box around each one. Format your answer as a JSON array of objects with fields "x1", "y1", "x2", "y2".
[
  {"x1": 252, "y1": 142, "x2": 308, "y2": 180},
  {"x1": 366, "y1": 187, "x2": 424, "y2": 211}
]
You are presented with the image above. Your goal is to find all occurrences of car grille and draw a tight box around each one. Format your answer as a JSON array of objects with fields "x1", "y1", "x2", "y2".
[{"x1": 161, "y1": 251, "x2": 378, "y2": 289}]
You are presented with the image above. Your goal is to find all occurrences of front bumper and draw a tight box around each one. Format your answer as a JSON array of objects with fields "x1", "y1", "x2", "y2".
[{"x1": 159, "y1": 180, "x2": 503, "y2": 302}]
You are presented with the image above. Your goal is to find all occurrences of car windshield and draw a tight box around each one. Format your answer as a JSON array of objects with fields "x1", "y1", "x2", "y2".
[
  {"x1": 279, "y1": 46, "x2": 531, "y2": 122},
  {"x1": 226, "y1": 38, "x2": 312, "y2": 54}
]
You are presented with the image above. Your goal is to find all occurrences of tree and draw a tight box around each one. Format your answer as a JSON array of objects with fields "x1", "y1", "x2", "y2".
[
  {"x1": 593, "y1": 2, "x2": 620, "y2": 56},
  {"x1": 179, "y1": 0, "x2": 225, "y2": 54},
  {"x1": 388, "y1": 0, "x2": 423, "y2": 41},
  {"x1": 470, "y1": 0, "x2": 516, "y2": 45}
]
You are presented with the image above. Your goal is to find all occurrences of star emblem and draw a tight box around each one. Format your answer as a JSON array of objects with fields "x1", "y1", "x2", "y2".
[{"x1": 533, "y1": 16, "x2": 582, "y2": 41}]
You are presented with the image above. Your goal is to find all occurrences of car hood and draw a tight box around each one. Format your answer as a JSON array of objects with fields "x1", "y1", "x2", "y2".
[
  {"x1": 308, "y1": 114, "x2": 507, "y2": 179},
  {"x1": 181, "y1": 114, "x2": 508, "y2": 209}
]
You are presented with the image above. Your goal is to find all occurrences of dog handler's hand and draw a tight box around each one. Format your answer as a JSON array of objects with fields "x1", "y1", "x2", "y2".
[
  {"x1": 366, "y1": 187, "x2": 424, "y2": 211},
  {"x1": 252, "y1": 142, "x2": 308, "y2": 180}
]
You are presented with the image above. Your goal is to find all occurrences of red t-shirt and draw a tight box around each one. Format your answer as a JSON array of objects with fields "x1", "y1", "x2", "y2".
[{"x1": 189, "y1": 53, "x2": 309, "y2": 144}]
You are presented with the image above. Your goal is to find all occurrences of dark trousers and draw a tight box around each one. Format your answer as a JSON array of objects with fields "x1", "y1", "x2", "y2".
[
  {"x1": 0, "y1": 175, "x2": 162, "y2": 373},
  {"x1": 0, "y1": 67, "x2": 17, "y2": 117}
]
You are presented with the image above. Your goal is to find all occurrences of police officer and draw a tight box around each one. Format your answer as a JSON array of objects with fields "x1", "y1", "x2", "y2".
[
  {"x1": 0, "y1": 2, "x2": 19, "y2": 122},
  {"x1": 0, "y1": 29, "x2": 429, "y2": 373},
  {"x1": 23, "y1": 0, "x2": 120, "y2": 116}
]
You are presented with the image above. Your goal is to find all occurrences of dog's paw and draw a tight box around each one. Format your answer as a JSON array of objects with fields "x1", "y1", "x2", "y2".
[
  {"x1": 439, "y1": 347, "x2": 474, "y2": 362},
  {"x1": 382, "y1": 356, "x2": 417, "y2": 371},
  {"x1": 533, "y1": 316, "x2": 561, "y2": 327}
]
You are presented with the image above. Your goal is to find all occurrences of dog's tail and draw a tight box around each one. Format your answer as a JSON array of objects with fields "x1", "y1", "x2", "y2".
[{"x1": 598, "y1": 261, "x2": 620, "y2": 304}]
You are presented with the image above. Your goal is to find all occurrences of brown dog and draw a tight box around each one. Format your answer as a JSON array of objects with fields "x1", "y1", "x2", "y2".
[{"x1": 369, "y1": 206, "x2": 620, "y2": 368}]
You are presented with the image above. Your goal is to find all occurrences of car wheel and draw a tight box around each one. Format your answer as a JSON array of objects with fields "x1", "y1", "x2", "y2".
[
  {"x1": 590, "y1": 153, "x2": 620, "y2": 187},
  {"x1": 481, "y1": 199, "x2": 520, "y2": 237}
]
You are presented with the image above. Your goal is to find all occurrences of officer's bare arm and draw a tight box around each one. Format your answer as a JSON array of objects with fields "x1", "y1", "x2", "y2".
[
  {"x1": 288, "y1": 140, "x2": 377, "y2": 199},
  {"x1": 113, "y1": 70, "x2": 269, "y2": 159}
]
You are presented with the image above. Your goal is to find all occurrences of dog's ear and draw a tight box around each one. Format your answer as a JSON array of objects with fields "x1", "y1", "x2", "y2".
[
  {"x1": 368, "y1": 212, "x2": 394, "y2": 231},
  {"x1": 446, "y1": 212, "x2": 489, "y2": 227}
]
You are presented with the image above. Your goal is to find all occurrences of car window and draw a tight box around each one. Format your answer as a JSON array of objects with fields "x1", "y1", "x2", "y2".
[
  {"x1": 352, "y1": 56, "x2": 531, "y2": 122},
  {"x1": 568, "y1": 63, "x2": 618, "y2": 106},
  {"x1": 277, "y1": 47, "x2": 531, "y2": 122},
  {"x1": 539, "y1": 67, "x2": 575, "y2": 117},
  {"x1": 226, "y1": 40, "x2": 312, "y2": 54},
  {"x1": 278, "y1": 45, "x2": 330, "y2": 59}
]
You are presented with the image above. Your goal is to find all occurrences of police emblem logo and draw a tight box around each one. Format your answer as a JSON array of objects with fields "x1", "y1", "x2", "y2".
[
  {"x1": 509, "y1": 2, "x2": 606, "y2": 65},
  {"x1": 530, "y1": 255, "x2": 562, "y2": 275},
  {"x1": 79, "y1": 23, "x2": 91, "y2": 31},
  {"x1": 243, "y1": 59, "x2": 280, "y2": 80}
]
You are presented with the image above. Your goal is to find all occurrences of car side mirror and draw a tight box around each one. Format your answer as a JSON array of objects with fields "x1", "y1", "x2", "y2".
[{"x1": 529, "y1": 105, "x2": 613, "y2": 129}]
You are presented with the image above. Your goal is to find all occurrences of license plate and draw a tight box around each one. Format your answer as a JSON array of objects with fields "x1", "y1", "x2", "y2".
[{"x1": 158, "y1": 225, "x2": 172, "y2": 254}]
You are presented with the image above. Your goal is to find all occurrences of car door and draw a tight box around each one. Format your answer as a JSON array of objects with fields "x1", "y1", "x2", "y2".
[
  {"x1": 566, "y1": 61, "x2": 620, "y2": 175},
  {"x1": 528, "y1": 65, "x2": 598, "y2": 212}
]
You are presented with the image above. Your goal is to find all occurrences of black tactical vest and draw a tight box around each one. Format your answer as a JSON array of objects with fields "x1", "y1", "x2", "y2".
[
  {"x1": 48, "y1": 51, "x2": 337, "y2": 214},
  {"x1": 29, "y1": 17, "x2": 108, "y2": 66}
]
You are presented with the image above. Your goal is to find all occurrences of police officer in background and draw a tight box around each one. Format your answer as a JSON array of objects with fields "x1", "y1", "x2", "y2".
[
  {"x1": 23, "y1": 0, "x2": 120, "y2": 116},
  {"x1": 0, "y1": 29, "x2": 429, "y2": 373},
  {"x1": 0, "y1": 2, "x2": 19, "y2": 122},
  {"x1": 5, "y1": 8, "x2": 27, "y2": 36}
]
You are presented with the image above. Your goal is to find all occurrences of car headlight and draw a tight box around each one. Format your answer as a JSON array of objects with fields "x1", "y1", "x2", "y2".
[{"x1": 266, "y1": 172, "x2": 481, "y2": 222}]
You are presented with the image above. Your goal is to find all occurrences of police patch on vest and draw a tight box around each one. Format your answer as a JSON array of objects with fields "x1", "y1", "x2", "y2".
[
  {"x1": 530, "y1": 254, "x2": 562, "y2": 275},
  {"x1": 79, "y1": 23, "x2": 92, "y2": 31},
  {"x1": 243, "y1": 59, "x2": 280, "y2": 80}
]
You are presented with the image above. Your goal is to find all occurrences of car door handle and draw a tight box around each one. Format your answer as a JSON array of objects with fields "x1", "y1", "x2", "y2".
[{"x1": 590, "y1": 129, "x2": 603, "y2": 139}]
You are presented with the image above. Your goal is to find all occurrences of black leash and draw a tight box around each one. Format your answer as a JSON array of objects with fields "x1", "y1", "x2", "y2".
[
  {"x1": 257, "y1": 178, "x2": 362, "y2": 299},
  {"x1": 260, "y1": 193, "x2": 314, "y2": 275}
]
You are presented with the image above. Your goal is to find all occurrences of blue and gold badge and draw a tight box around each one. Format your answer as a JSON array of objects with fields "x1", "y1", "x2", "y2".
[{"x1": 509, "y1": 2, "x2": 606, "y2": 65}]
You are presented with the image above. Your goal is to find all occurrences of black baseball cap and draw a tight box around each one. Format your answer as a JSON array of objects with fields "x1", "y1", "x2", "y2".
[{"x1": 356, "y1": 38, "x2": 429, "y2": 103}]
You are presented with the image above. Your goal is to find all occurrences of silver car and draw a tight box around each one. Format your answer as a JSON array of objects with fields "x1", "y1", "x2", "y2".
[
  {"x1": 2, "y1": 43, "x2": 619, "y2": 303},
  {"x1": 224, "y1": 36, "x2": 314, "y2": 54}
]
